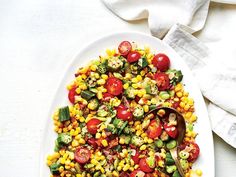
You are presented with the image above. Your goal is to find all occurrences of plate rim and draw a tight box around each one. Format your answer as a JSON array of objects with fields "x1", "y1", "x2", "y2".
[{"x1": 39, "y1": 31, "x2": 215, "y2": 177}]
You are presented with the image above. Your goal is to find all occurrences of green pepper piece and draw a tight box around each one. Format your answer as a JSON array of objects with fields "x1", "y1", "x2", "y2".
[
  {"x1": 49, "y1": 163, "x2": 61, "y2": 175},
  {"x1": 81, "y1": 90, "x2": 95, "y2": 100},
  {"x1": 154, "y1": 139, "x2": 164, "y2": 148}
]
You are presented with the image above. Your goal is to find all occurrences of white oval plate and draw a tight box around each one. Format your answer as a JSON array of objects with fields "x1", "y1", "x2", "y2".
[{"x1": 40, "y1": 32, "x2": 215, "y2": 177}]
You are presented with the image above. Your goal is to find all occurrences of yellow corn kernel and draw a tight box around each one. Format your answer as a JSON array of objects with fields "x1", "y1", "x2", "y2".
[
  {"x1": 75, "y1": 88, "x2": 81, "y2": 94},
  {"x1": 136, "y1": 75, "x2": 142, "y2": 81},
  {"x1": 175, "y1": 83, "x2": 182, "y2": 92},
  {"x1": 101, "y1": 139, "x2": 108, "y2": 147},
  {"x1": 119, "y1": 138, "x2": 125, "y2": 144},
  {"x1": 144, "y1": 136, "x2": 148, "y2": 143},
  {"x1": 157, "y1": 109, "x2": 166, "y2": 117},
  {"x1": 97, "y1": 91, "x2": 103, "y2": 100},
  {"x1": 60, "y1": 158, "x2": 65, "y2": 164},
  {"x1": 101, "y1": 131, "x2": 107, "y2": 138},
  {"x1": 147, "y1": 138, "x2": 153, "y2": 144},
  {"x1": 112, "y1": 171, "x2": 119, "y2": 177},
  {"x1": 91, "y1": 159, "x2": 98, "y2": 165},
  {"x1": 141, "y1": 133, "x2": 147, "y2": 138},
  {"x1": 47, "y1": 160, "x2": 52, "y2": 166},
  {"x1": 100, "y1": 124, "x2": 106, "y2": 131},
  {"x1": 59, "y1": 166, "x2": 64, "y2": 172},
  {"x1": 136, "y1": 130, "x2": 142, "y2": 136},
  {"x1": 79, "y1": 138, "x2": 85, "y2": 144},
  {"x1": 117, "y1": 166, "x2": 122, "y2": 171},
  {"x1": 95, "y1": 133, "x2": 101, "y2": 139},
  {"x1": 151, "y1": 98, "x2": 158, "y2": 104},
  {"x1": 143, "y1": 105, "x2": 149, "y2": 113},
  {"x1": 180, "y1": 101, "x2": 185, "y2": 108},
  {"x1": 94, "y1": 73, "x2": 100, "y2": 79},
  {"x1": 173, "y1": 97, "x2": 179, "y2": 102},
  {"x1": 131, "y1": 77, "x2": 138, "y2": 83},
  {"x1": 81, "y1": 74, "x2": 87, "y2": 79},
  {"x1": 100, "y1": 167, "x2": 105, "y2": 173},
  {"x1": 184, "y1": 104, "x2": 190, "y2": 111},
  {"x1": 134, "y1": 121, "x2": 141, "y2": 126},
  {"x1": 148, "y1": 151, "x2": 155, "y2": 156},
  {"x1": 176, "y1": 91, "x2": 183, "y2": 98},
  {"x1": 140, "y1": 70, "x2": 146, "y2": 76},
  {"x1": 100, "y1": 155, "x2": 105, "y2": 160},
  {"x1": 123, "y1": 83, "x2": 129, "y2": 89},
  {"x1": 101, "y1": 74, "x2": 108, "y2": 80},
  {"x1": 134, "y1": 164, "x2": 139, "y2": 169},
  {"x1": 76, "y1": 174, "x2": 82, "y2": 177},
  {"x1": 140, "y1": 145, "x2": 147, "y2": 150},
  {"x1": 158, "y1": 160, "x2": 164, "y2": 167},
  {"x1": 72, "y1": 140, "x2": 79, "y2": 147},
  {"x1": 132, "y1": 83, "x2": 138, "y2": 89},
  {"x1": 185, "y1": 112, "x2": 192, "y2": 119},
  {"x1": 129, "y1": 121, "x2": 134, "y2": 125},
  {"x1": 196, "y1": 169, "x2": 203, "y2": 176},
  {"x1": 190, "y1": 114, "x2": 197, "y2": 122},
  {"x1": 183, "y1": 92, "x2": 189, "y2": 97},
  {"x1": 97, "y1": 79, "x2": 105, "y2": 85},
  {"x1": 90, "y1": 65, "x2": 97, "y2": 71},
  {"x1": 123, "y1": 164, "x2": 130, "y2": 171}
]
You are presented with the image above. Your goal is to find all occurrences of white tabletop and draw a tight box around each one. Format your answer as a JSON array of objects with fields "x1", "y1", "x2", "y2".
[{"x1": 0, "y1": 0, "x2": 235, "y2": 177}]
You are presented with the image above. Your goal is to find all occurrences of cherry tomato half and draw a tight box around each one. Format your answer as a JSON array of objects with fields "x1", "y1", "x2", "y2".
[
  {"x1": 127, "y1": 51, "x2": 141, "y2": 63},
  {"x1": 119, "y1": 172, "x2": 129, "y2": 177},
  {"x1": 87, "y1": 138, "x2": 98, "y2": 149},
  {"x1": 131, "y1": 150, "x2": 140, "y2": 164},
  {"x1": 164, "y1": 123, "x2": 178, "y2": 139},
  {"x1": 102, "y1": 92, "x2": 114, "y2": 102},
  {"x1": 146, "y1": 119, "x2": 162, "y2": 139},
  {"x1": 152, "y1": 53, "x2": 170, "y2": 72},
  {"x1": 130, "y1": 170, "x2": 145, "y2": 177},
  {"x1": 68, "y1": 87, "x2": 77, "y2": 104},
  {"x1": 139, "y1": 158, "x2": 154, "y2": 173},
  {"x1": 105, "y1": 77, "x2": 123, "y2": 96},
  {"x1": 118, "y1": 41, "x2": 132, "y2": 56},
  {"x1": 86, "y1": 118, "x2": 101, "y2": 134},
  {"x1": 188, "y1": 142, "x2": 200, "y2": 162},
  {"x1": 154, "y1": 73, "x2": 170, "y2": 91},
  {"x1": 74, "y1": 147, "x2": 91, "y2": 164},
  {"x1": 117, "y1": 105, "x2": 133, "y2": 121}
]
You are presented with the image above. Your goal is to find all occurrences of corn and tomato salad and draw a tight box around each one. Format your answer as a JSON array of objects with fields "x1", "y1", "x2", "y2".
[{"x1": 46, "y1": 41, "x2": 202, "y2": 177}]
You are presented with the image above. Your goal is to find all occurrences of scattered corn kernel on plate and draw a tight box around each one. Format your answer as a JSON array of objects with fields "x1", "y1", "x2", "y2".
[{"x1": 40, "y1": 32, "x2": 214, "y2": 177}]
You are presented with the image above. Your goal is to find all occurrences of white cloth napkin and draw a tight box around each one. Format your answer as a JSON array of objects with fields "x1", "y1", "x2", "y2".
[
  {"x1": 102, "y1": 0, "x2": 210, "y2": 38},
  {"x1": 102, "y1": 0, "x2": 236, "y2": 148}
]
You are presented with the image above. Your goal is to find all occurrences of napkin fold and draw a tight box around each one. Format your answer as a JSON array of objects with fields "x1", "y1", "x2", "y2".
[
  {"x1": 102, "y1": 0, "x2": 236, "y2": 148},
  {"x1": 163, "y1": 24, "x2": 236, "y2": 148},
  {"x1": 102, "y1": 0, "x2": 210, "y2": 38}
]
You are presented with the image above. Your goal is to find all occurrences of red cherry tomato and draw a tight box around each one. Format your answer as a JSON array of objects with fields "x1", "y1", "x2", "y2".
[
  {"x1": 119, "y1": 172, "x2": 129, "y2": 177},
  {"x1": 68, "y1": 87, "x2": 77, "y2": 104},
  {"x1": 127, "y1": 51, "x2": 141, "y2": 63},
  {"x1": 117, "y1": 106, "x2": 133, "y2": 121},
  {"x1": 164, "y1": 123, "x2": 178, "y2": 139},
  {"x1": 139, "y1": 158, "x2": 154, "y2": 173},
  {"x1": 102, "y1": 92, "x2": 114, "y2": 102},
  {"x1": 74, "y1": 147, "x2": 91, "y2": 164},
  {"x1": 152, "y1": 53, "x2": 170, "y2": 72},
  {"x1": 118, "y1": 41, "x2": 132, "y2": 56},
  {"x1": 145, "y1": 174, "x2": 155, "y2": 177},
  {"x1": 131, "y1": 150, "x2": 140, "y2": 164},
  {"x1": 130, "y1": 170, "x2": 145, "y2": 177},
  {"x1": 105, "y1": 77, "x2": 123, "y2": 96},
  {"x1": 146, "y1": 119, "x2": 162, "y2": 139},
  {"x1": 154, "y1": 73, "x2": 170, "y2": 91},
  {"x1": 180, "y1": 142, "x2": 200, "y2": 162},
  {"x1": 86, "y1": 118, "x2": 101, "y2": 134},
  {"x1": 87, "y1": 138, "x2": 98, "y2": 149}
]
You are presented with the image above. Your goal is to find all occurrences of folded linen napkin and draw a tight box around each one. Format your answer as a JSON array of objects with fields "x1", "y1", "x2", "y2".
[
  {"x1": 102, "y1": 0, "x2": 210, "y2": 38},
  {"x1": 102, "y1": 0, "x2": 236, "y2": 148}
]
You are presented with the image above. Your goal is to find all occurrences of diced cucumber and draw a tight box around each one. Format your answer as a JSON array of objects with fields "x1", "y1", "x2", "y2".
[
  {"x1": 166, "y1": 140, "x2": 177, "y2": 150},
  {"x1": 49, "y1": 163, "x2": 61, "y2": 175},
  {"x1": 81, "y1": 90, "x2": 95, "y2": 100},
  {"x1": 131, "y1": 135, "x2": 144, "y2": 147},
  {"x1": 133, "y1": 105, "x2": 144, "y2": 119},
  {"x1": 154, "y1": 139, "x2": 164, "y2": 148},
  {"x1": 59, "y1": 106, "x2": 70, "y2": 122},
  {"x1": 125, "y1": 87, "x2": 135, "y2": 99}
]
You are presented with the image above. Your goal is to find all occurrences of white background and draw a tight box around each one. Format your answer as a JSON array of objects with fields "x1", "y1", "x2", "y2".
[{"x1": 0, "y1": 0, "x2": 235, "y2": 177}]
